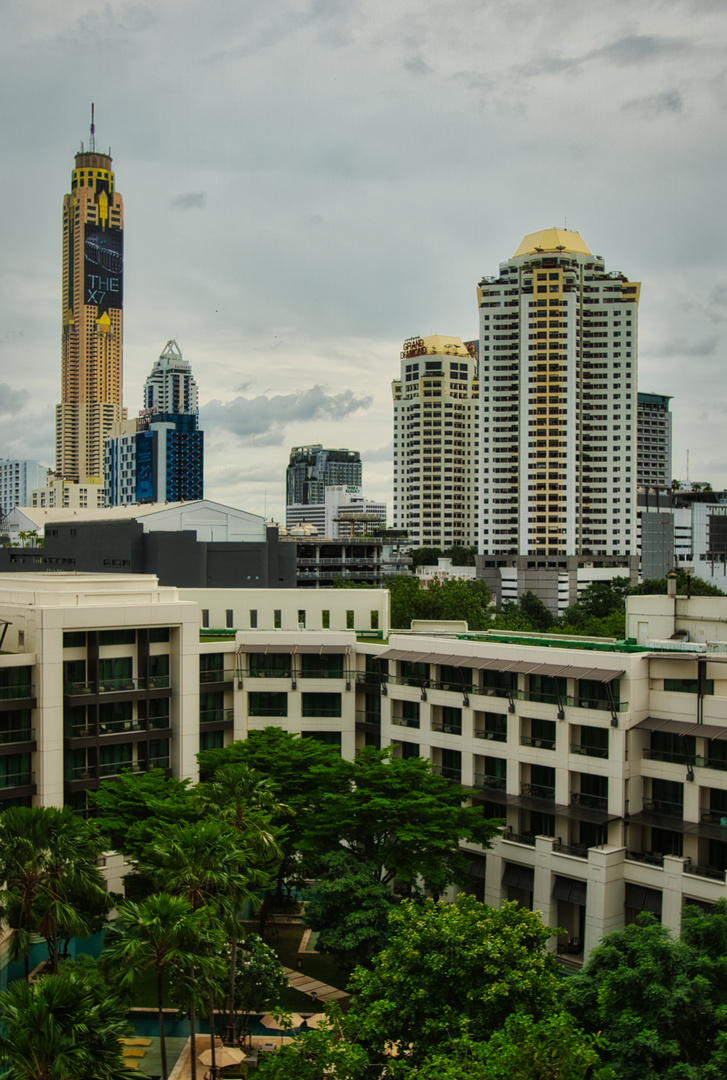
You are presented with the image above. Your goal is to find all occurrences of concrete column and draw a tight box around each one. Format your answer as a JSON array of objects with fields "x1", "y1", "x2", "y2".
[
  {"x1": 533, "y1": 835, "x2": 559, "y2": 947},
  {"x1": 662, "y1": 854, "x2": 687, "y2": 936},
  {"x1": 583, "y1": 845, "x2": 626, "y2": 959}
]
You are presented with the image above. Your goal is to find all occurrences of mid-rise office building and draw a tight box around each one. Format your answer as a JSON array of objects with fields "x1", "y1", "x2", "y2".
[
  {"x1": 105, "y1": 340, "x2": 203, "y2": 506},
  {"x1": 0, "y1": 460, "x2": 49, "y2": 517},
  {"x1": 392, "y1": 335, "x2": 479, "y2": 548},
  {"x1": 638, "y1": 392, "x2": 672, "y2": 489},
  {"x1": 476, "y1": 229, "x2": 639, "y2": 610},
  {"x1": 56, "y1": 109, "x2": 126, "y2": 485},
  {"x1": 285, "y1": 445, "x2": 362, "y2": 528}
]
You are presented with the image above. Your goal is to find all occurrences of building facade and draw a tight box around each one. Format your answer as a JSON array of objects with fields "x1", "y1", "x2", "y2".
[
  {"x1": 392, "y1": 335, "x2": 479, "y2": 549},
  {"x1": 56, "y1": 111, "x2": 126, "y2": 485},
  {"x1": 478, "y1": 229, "x2": 638, "y2": 559},
  {"x1": 105, "y1": 340, "x2": 204, "y2": 506},
  {"x1": 0, "y1": 460, "x2": 49, "y2": 517},
  {"x1": 638, "y1": 393, "x2": 672, "y2": 490},
  {"x1": 285, "y1": 445, "x2": 362, "y2": 528},
  {"x1": 7, "y1": 575, "x2": 727, "y2": 957}
]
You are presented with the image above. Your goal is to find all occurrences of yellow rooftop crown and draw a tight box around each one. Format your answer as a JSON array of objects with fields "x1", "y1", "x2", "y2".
[{"x1": 513, "y1": 228, "x2": 591, "y2": 258}]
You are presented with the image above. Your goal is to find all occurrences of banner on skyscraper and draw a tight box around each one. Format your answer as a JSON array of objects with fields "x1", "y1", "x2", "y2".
[{"x1": 84, "y1": 225, "x2": 123, "y2": 312}]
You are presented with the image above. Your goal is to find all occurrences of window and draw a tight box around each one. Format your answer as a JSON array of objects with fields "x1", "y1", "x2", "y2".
[
  {"x1": 301, "y1": 692, "x2": 342, "y2": 718},
  {"x1": 150, "y1": 627, "x2": 170, "y2": 642},
  {"x1": 226, "y1": 609, "x2": 234, "y2": 629},
  {"x1": 302, "y1": 731, "x2": 342, "y2": 750},
  {"x1": 664, "y1": 678, "x2": 714, "y2": 695},
  {"x1": 249, "y1": 610, "x2": 258, "y2": 629},
  {"x1": 346, "y1": 610, "x2": 354, "y2": 630},
  {"x1": 63, "y1": 631, "x2": 86, "y2": 648},
  {"x1": 98, "y1": 657, "x2": 132, "y2": 689},
  {"x1": 321, "y1": 610, "x2": 330, "y2": 630},
  {"x1": 202, "y1": 609, "x2": 209, "y2": 629},
  {"x1": 248, "y1": 692, "x2": 288, "y2": 717},
  {"x1": 441, "y1": 706, "x2": 462, "y2": 735},
  {"x1": 99, "y1": 629, "x2": 135, "y2": 646},
  {"x1": 301, "y1": 654, "x2": 343, "y2": 679},
  {"x1": 274, "y1": 610, "x2": 282, "y2": 629},
  {"x1": 249, "y1": 653, "x2": 291, "y2": 678},
  {"x1": 298, "y1": 610, "x2": 306, "y2": 629},
  {"x1": 370, "y1": 610, "x2": 379, "y2": 630}
]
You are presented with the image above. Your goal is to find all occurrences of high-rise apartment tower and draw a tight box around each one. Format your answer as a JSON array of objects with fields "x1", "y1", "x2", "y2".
[
  {"x1": 478, "y1": 229, "x2": 639, "y2": 560},
  {"x1": 637, "y1": 393, "x2": 672, "y2": 490},
  {"x1": 56, "y1": 108, "x2": 126, "y2": 484},
  {"x1": 392, "y1": 335, "x2": 479, "y2": 548}
]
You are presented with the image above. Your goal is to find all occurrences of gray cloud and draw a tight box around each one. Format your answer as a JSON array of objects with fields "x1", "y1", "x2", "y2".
[
  {"x1": 404, "y1": 53, "x2": 433, "y2": 77},
  {"x1": 202, "y1": 385, "x2": 373, "y2": 447},
  {"x1": 622, "y1": 89, "x2": 684, "y2": 117},
  {"x1": 587, "y1": 34, "x2": 692, "y2": 67},
  {"x1": 0, "y1": 384, "x2": 30, "y2": 415},
  {"x1": 170, "y1": 192, "x2": 206, "y2": 211},
  {"x1": 658, "y1": 335, "x2": 719, "y2": 357},
  {"x1": 362, "y1": 441, "x2": 393, "y2": 462}
]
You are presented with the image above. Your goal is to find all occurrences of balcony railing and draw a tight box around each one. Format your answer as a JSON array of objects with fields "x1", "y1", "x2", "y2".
[
  {"x1": 503, "y1": 830, "x2": 536, "y2": 846},
  {"x1": 553, "y1": 842, "x2": 588, "y2": 859},
  {"x1": 474, "y1": 728, "x2": 507, "y2": 742},
  {"x1": 200, "y1": 669, "x2": 235, "y2": 684},
  {"x1": 431, "y1": 722, "x2": 462, "y2": 735},
  {"x1": 200, "y1": 708, "x2": 234, "y2": 725},
  {"x1": 643, "y1": 747, "x2": 697, "y2": 766},
  {"x1": 0, "y1": 727, "x2": 34, "y2": 745},
  {"x1": 570, "y1": 743, "x2": 609, "y2": 759},
  {"x1": 248, "y1": 706, "x2": 287, "y2": 717},
  {"x1": 0, "y1": 684, "x2": 34, "y2": 701},
  {"x1": 473, "y1": 772, "x2": 506, "y2": 790},
  {"x1": 355, "y1": 711, "x2": 381, "y2": 726},
  {"x1": 65, "y1": 678, "x2": 147, "y2": 695},
  {"x1": 98, "y1": 760, "x2": 137, "y2": 778},
  {"x1": 300, "y1": 669, "x2": 348, "y2": 680},
  {"x1": 432, "y1": 765, "x2": 462, "y2": 782},
  {"x1": 391, "y1": 716, "x2": 420, "y2": 729},
  {"x1": 643, "y1": 798, "x2": 683, "y2": 819},
  {"x1": 683, "y1": 860, "x2": 726, "y2": 882},
  {"x1": 700, "y1": 809, "x2": 727, "y2": 827},
  {"x1": 521, "y1": 735, "x2": 555, "y2": 751},
  {"x1": 570, "y1": 791, "x2": 607, "y2": 811},
  {"x1": 0, "y1": 770, "x2": 33, "y2": 788},
  {"x1": 625, "y1": 850, "x2": 665, "y2": 867},
  {"x1": 520, "y1": 782, "x2": 555, "y2": 801},
  {"x1": 247, "y1": 668, "x2": 292, "y2": 679}
]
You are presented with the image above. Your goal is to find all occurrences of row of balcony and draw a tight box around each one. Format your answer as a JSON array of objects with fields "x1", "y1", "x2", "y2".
[
  {"x1": 65, "y1": 757, "x2": 170, "y2": 782},
  {"x1": 0, "y1": 685, "x2": 34, "y2": 701},
  {"x1": 65, "y1": 676, "x2": 171, "y2": 695},
  {"x1": 65, "y1": 717, "x2": 171, "y2": 738}
]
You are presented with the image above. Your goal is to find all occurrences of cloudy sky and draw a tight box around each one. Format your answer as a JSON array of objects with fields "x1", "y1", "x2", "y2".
[{"x1": 1, "y1": 0, "x2": 726, "y2": 520}]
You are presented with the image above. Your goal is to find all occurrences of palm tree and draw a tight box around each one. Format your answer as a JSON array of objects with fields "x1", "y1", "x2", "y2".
[
  {"x1": 138, "y1": 819, "x2": 267, "y2": 1067},
  {"x1": 197, "y1": 765, "x2": 290, "y2": 1043},
  {"x1": 0, "y1": 967, "x2": 131, "y2": 1080},
  {"x1": 0, "y1": 806, "x2": 109, "y2": 978},
  {"x1": 102, "y1": 893, "x2": 218, "y2": 1080}
]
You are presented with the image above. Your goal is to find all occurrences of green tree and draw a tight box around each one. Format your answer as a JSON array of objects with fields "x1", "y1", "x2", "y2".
[
  {"x1": 518, "y1": 590, "x2": 555, "y2": 631},
  {"x1": 349, "y1": 894, "x2": 559, "y2": 1064},
  {"x1": 561, "y1": 912, "x2": 727, "y2": 1080},
  {"x1": 103, "y1": 893, "x2": 218, "y2": 1080},
  {"x1": 88, "y1": 768, "x2": 199, "y2": 856},
  {"x1": 0, "y1": 806, "x2": 109, "y2": 977},
  {"x1": 415, "y1": 1013, "x2": 614, "y2": 1080},
  {"x1": 304, "y1": 748, "x2": 499, "y2": 895},
  {"x1": 0, "y1": 965, "x2": 131, "y2": 1080},
  {"x1": 232, "y1": 932, "x2": 289, "y2": 1046},
  {"x1": 304, "y1": 851, "x2": 394, "y2": 970},
  {"x1": 198, "y1": 729, "x2": 349, "y2": 912},
  {"x1": 256, "y1": 1009, "x2": 369, "y2": 1080}
]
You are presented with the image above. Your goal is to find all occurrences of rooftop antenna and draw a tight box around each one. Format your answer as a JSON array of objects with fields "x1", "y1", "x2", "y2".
[
  {"x1": 686, "y1": 449, "x2": 690, "y2": 485},
  {"x1": 89, "y1": 103, "x2": 96, "y2": 152}
]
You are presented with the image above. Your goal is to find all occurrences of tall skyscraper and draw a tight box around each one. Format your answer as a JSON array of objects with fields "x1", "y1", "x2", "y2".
[
  {"x1": 476, "y1": 230, "x2": 639, "y2": 611},
  {"x1": 0, "y1": 460, "x2": 49, "y2": 517},
  {"x1": 105, "y1": 340, "x2": 203, "y2": 506},
  {"x1": 285, "y1": 445, "x2": 362, "y2": 528},
  {"x1": 56, "y1": 108, "x2": 126, "y2": 484},
  {"x1": 478, "y1": 228, "x2": 639, "y2": 559},
  {"x1": 637, "y1": 392, "x2": 672, "y2": 489},
  {"x1": 392, "y1": 335, "x2": 479, "y2": 548}
]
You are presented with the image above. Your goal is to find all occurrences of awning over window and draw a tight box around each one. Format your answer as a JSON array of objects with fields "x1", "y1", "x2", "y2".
[
  {"x1": 552, "y1": 876, "x2": 587, "y2": 905},
  {"x1": 292, "y1": 644, "x2": 349, "y2": 654},
  {"x1": 236, "y1": 643, "x2": 349, "y2": 655},
  {"x1": 635, "y1": 717, "x2": 727, "y2": 743},
  {"x1": 237, "y1": 643, "x2": 296, "y2": 654},
  {"x1": 377, "y1": 648, "x2": 622, "y2": 681},
  {"x1": 625, "y1": 883, "x2": 662, "y2": 913},
  {"x1": 502, "y1": 863, "x2": 534, "y2": 891}
]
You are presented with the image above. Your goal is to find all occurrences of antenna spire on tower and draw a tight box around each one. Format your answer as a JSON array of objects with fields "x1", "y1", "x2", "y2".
[{"x1": 90, "y1": 103, "x2": 95, "y2": 152}]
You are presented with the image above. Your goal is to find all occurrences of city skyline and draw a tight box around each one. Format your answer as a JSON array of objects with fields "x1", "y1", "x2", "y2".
[{"x1": 1, "y1": 2, "x2": 726, "y2": 521}]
